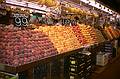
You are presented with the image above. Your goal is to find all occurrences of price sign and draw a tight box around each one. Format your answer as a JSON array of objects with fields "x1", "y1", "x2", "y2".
[
  {"x1": 62, "y1": 19, "x2": 71, "y2": 25},
  {"x1": 13, "y1": 13, "x2": 29, "y2": 27},
  {"x1": 62, "y1": 19, "x2": 77, "y2": 26},
  {"x1": 71, "y1": 20, "x2": 77, "y2": 26}
]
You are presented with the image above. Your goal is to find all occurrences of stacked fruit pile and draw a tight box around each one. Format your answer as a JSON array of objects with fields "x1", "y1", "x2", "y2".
[
  {"x1": 85, "y1": 25, "x2": 98, "y2": 43},
  {"x1": 84, "y1": 25, "x2": 106, "y2": 43},
  {"x1": 71, "y1": 25, "x2": 87, "y2": 45},
  {"x1": 71, "y1": 24, "x2": 106, "y2": 45},
  {"x1": 38, "y1": 26, "x2": 81, "y2": 53},
  {"x1": 77, "y1": 24, "x2": 95, "y2": 45},
  {"x1": 0, "y1": 24, "x2": 109, "y2": 66},
  {"x1": 104, "y1": 26, "x2": 120, "y2": 40},
  {"x1": 0, "y1": 25, "x2": 58, "y2": 66},
  {"x1": 107, "y1": 26, "x2": 120, "y2": 38}
]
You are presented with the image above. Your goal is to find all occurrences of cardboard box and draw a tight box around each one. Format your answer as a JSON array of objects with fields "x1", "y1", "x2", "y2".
[{"x1": 96, "y1": 53, "x2": 109, "y2": 66}]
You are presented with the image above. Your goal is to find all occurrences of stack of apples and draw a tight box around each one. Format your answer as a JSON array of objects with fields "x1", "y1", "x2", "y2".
[
  {"x1": 0, "y1": 25, "x2": 58, "y2": 66},
  {"x1": 39, "y1": 26, "x2": 81, "y2": 53},
  {"x1": 71, "y1": 25, "x2": 87, "y2": 45}
]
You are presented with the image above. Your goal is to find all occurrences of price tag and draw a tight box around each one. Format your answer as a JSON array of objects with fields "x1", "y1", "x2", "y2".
[{"x1": 13, "y1": 13, "x2": 29, "y2": 27}]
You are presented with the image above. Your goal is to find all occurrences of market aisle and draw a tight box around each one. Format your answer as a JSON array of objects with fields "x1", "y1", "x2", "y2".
[{"x1": 92, "y1": 50, "x2": 120, "y2": 79}]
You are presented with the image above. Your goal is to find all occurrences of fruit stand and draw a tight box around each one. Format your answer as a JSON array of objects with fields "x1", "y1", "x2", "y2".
[{"x1": 0, "y1": 0, "x2": 120, "y2": 79}]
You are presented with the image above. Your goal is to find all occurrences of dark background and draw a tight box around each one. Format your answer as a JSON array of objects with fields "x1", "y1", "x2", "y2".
[{"x1": 97, "y1": 0, "x2": 120, "y2": 13}]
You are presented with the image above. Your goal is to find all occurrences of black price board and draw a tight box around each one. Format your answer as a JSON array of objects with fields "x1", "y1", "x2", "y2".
[
  {"x1": 62, "y1": 19, "x2": 77, "y2": 26},
  {"x1": 13, "y1": 13, "x2": 29, "y2": 27},
  {"x1": 71, "y1": 20, "x2": 77, "y2": 26},
  {"x1": 62, "y1": 19, "x2": 71, "y2": 25}
]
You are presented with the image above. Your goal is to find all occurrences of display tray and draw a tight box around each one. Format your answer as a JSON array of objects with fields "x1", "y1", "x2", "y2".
[{"x1": 0, "y1": 41, "x2": 107, "y2": 73}]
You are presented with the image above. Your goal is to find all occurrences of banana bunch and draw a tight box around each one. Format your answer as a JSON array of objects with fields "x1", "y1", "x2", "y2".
[
  {"x1": 67, "y1": 7, "x2": 83, "y2": 14},
  {"x1": 45, "y1": 0, "x2": 56, "y2": 7},
  {"x1": 37, "y1": 0, "x2": 58, "y2": 7},
  {"x1": 38, "y1": 0, "x2": 45, "y2": 5}
]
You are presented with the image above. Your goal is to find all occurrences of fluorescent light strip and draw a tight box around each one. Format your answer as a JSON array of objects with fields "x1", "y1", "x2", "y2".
[{"x1": 80, "y1": 0, "x2": 113, "y2": 14}]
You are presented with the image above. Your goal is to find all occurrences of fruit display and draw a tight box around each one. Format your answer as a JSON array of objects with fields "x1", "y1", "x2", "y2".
[
  {"x1": 107, "y1": 26, "x2": 120, "y2": 38},
  {"x1": 0, "y1": 25, "x2": 58, "y2": 66},
  {"x1": 86, "y1": 26, "x2": 106, "y2": 43},
  {"x1": 104, "y1": 26, "x2": 120, "y2": 40},
  {"x1": 77, "y1": 24, "x2": 95, "y2": 45},
  {"x1": 38, "y1": 26, "x2": 81, "y2": 53},
  {"x1": 0, "y1": 23, "x2": 118, "y2": 67},
  {"x1": 85, "y1": 25, "x2": 98, "y2": 43},
  {"x1": 71, "y1": 25, "x2": 87, "y2": 45},
  {"x1": 103, "y1": 28, "x2": 113, "y2": 40},
  {"x1": 74, "y1": 24, "x2": 106, "y2": 44}
]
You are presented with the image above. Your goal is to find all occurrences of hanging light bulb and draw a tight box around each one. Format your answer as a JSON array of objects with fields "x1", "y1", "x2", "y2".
[{"x1": 30, "y1": 9, "x2": 33, "y2": 13}]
